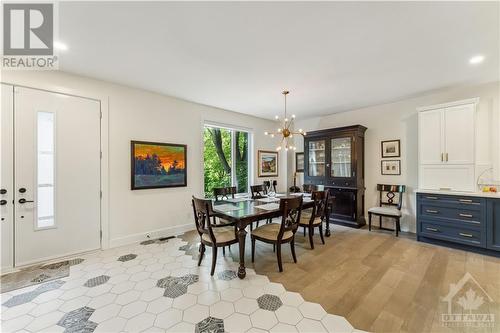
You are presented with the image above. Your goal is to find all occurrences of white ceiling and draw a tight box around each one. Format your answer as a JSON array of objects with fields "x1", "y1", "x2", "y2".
[{"x1": 58, "y1": 2, "x2": 499, "y2": 119}]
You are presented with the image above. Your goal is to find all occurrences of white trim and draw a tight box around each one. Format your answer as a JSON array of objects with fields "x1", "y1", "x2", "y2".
[
  {"x1": 416, "y1": 98, "x2": 479, "y2": 112},
  {"x1": 108, "y1": 223, "x2": 194, "y2": 249},
  {"x1": 204, "y1": 120, "x2": 253, "y2": 133}
]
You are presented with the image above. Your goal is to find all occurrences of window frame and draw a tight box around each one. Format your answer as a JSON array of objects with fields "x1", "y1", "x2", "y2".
[{"x1": 203, "y1": 121, "x2": 253, "y2": 196}]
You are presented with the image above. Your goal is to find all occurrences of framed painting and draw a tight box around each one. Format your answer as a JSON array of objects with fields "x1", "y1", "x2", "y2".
[
  {"x1": 131, "y1": 140, "x2": 187, "y2": 190},
  {"x1": 381, "y1": 160, "x2": 401, "y2": 175},
  {"x1": 295, "y1": 152, "x2": 304, "y2": 173},
  {"x1": 258, "y1": 150, "x2": 279, "y2": 177},
  {"x1": 381, "y1": 139, "x2": 401, "y2": 158}
]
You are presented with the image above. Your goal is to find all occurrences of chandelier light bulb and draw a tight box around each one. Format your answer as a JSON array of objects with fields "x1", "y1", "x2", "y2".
[
  {"x1": 298, "y1": 129, "x2": 303, "y2": 132},
  {"x1": 284, "y1": 118, "x2": 288, "y2": 122},
  {"x1": 292, "y1": 115, "x2": 296, "y2": 119},
  {"x1": 270, "y1": 134, "x2": 275, "y2": 138},
  {"x1": 275, "y1": 115, "x2": 279, "y2": 120},
  {"x1": 278, "y1": 128, "x2": 282, "y2": 132},
  {"x1": 264, "y1": 131, "x2": 268, "y2": 135}
]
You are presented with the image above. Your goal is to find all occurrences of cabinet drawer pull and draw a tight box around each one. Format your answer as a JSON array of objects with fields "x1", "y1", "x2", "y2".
[
  {"x1": 426, "y1": 227, "x2": 439, "y2": 232},
  {"x1": 459, "y1": 232, "x2": 474, "y2": 238},
  {"x1": 459, "y1": 213, "x2": 473, "y2": 218},
  {"x1": 426, "y1": 209, "x2": 439, "y2": 214},
  {"x1": 426, "y1": 196, "x2": 438, "y2": 200},
  {"x1": 458, "y1": 199, "x2": 473, "y2": 204}
]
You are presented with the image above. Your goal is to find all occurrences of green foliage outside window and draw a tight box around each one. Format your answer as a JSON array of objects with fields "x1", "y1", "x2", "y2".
[{"x1": 203, "y1": 127, "x2": 248, "y2": 197}]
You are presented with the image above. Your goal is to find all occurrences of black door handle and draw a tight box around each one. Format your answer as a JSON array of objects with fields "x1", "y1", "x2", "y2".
[
  {"x1": 0, "y1": 189, "x2": 6, "y2": 194},
  {"x1": 0, "y1": 200, "x2": 7, "y2": 205},
  {"x1": 19, "y1": 188, "x2": 27, "y2": 193},
  {"x1": 18, "y1": 198, "x2": 34, "y2": 204}
]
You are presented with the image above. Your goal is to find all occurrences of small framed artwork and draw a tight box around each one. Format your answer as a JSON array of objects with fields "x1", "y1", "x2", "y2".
[
  {"x1": 258, "y1": 150, "x2": 279, "y2": 177},
  {"x1": 381, "y1": 139, "x2": 401, "y2": 158},
  {"x1": 295, "y1": 152, "x2": 304, "y2": 173},
  {"x1": 381, "y1": 160, "x2": 401, "y2": 175},
  {"x1": 131, "y1": 140, "x2": 187, "y2": 190}
]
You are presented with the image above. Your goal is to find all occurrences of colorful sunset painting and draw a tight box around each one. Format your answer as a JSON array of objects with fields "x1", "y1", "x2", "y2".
[{"x1": 131, "y1": 141, "x2": 187, "y2": 189}]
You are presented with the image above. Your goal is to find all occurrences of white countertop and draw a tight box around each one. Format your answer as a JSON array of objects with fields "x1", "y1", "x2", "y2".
[{"x1": 415, "y1": 189, "x2": 500, "y2": 199}]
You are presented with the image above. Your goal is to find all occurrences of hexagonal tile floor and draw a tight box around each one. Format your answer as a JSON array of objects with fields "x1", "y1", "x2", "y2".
[{"x1": 0, "y1": 238, "x2": 366, "y2": 333}]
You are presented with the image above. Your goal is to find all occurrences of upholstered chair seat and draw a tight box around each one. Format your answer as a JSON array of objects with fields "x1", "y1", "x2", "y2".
[
  {"x1": 201, "y1": 226, "x2": 237, "y2": 244},
  {"x1": 251, "y1": 223, "x2": 294, "y2": 241}
]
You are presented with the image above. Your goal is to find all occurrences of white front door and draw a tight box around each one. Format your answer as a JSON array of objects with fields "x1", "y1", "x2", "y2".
[
  {"x1": 14, "y1": 87, "x2": 102, "y2": 266},
  {"x1": 1, "y1": 84, "x2": 15, "y2": 272}
]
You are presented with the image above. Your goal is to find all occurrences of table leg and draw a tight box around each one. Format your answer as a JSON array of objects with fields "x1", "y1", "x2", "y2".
[
  {"x1": 237, "y1": 227, "x2": 248, "y2": 279},
  {"x1": 325, "y1": 219, "x2": 331, "y2": 237}
]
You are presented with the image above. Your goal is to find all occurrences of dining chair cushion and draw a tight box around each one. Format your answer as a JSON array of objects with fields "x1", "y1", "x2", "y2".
[
  {"x1": 251, "y1": 223, "x2": 293, "y2": 241},
  {"x1": 368, "y1": 206, "x2": 402, "y2": 217},
  {"x1": 202, "y1": 226, "x2": 237, "y2": 244},
  {"x1": 299, "y1": 216, "x2": 322, "y2": 226}
]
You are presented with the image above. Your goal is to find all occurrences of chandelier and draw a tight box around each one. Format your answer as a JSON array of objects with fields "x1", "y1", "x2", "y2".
[{"x1": 264, "y1": 90, "x2": 306, "y2": 151}]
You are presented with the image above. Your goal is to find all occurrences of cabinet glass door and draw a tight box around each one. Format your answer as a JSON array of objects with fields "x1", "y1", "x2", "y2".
[
  {"x1": 331, "y1": 137, "x2": 352, "y2": 177},
  {"x1": 308, "y1": 140, "x2": 325, "y2": 177}
]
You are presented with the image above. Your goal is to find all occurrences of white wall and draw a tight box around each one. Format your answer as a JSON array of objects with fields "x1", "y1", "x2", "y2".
[
  {"x1": 2, "y1": 71, "x2": 286, "y2": 248},
  {"x1": 291, "y1": 81, "x2": 500, "y2": 233}
]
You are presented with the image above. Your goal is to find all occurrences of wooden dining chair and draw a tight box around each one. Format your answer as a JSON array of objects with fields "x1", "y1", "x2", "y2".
[
  {"x1": 213, "y1": 186, "x2": 236, "y2": 201},
  {"x1": 251, "y1": 184, "x2": 267, "y2": 199},
  {"x1": 368, "y1": 184, "x2": 406, "y2": 236},
  {"x1": 192, "y1": 197, "x2": 239, "y2": 275},
  {"x1": 251, "y1": 196, "x2": 303, "y2": 272},
  {"x1": 299, "y1": 190, "x2": 328, "y2": 249},
  {"x1": 302, "y1": 184, "x2": 317, "y2": 193}
]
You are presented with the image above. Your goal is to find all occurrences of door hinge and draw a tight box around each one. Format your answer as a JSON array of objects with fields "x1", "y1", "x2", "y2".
[
  {"x1": 100, "y1": 230, "x2": 102, "y2": 239},
  {"x1": 100, "y1": 151, "x2": 102, "y2": 159},
  {"x1": 100, "y1": 190, "x2": 102, "y2": 198},
  {"x1": 100, "y1": 111, "x2": 102, "y2": 119}
]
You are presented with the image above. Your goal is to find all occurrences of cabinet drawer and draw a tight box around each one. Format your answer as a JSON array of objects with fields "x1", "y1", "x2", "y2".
[
  {"x1": 330, "y1": 179, "x2": 354, "y2": 187},
  {"x1": 418, "y1": 194, "x2": 484, "y2": 209},
  {"x1": 420, "y1": 220, "x2": 485, "y2": 247},
  {"x1": 419, "y1": 203, "x2": 483, "y2": 227}
]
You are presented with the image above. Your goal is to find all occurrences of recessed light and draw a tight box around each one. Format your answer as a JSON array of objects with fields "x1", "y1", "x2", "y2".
[
  {"x1": 469, "y1": 55, "x2": 484, "y2": 65},
  {"x1": 54, "y1": 41, "x2": 68, "y2": 51}
]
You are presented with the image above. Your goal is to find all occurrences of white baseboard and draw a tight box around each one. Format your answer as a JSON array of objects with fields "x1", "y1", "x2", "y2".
[{"x1": 108, "y1": 223, "x2": 195, "y2": 249}]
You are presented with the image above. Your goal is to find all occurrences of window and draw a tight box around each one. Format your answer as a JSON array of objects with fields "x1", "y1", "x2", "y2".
[
  {"x1": 203, "y1": 124, "x2": 251, "y2": 197},
  {"x1": 37, "y1": 111, "x2": 55, "y2": 228}
]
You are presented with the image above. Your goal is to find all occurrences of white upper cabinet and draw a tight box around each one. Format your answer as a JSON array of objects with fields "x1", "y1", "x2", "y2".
[
  {"x1": 444, "y1": 104, "x2": 475, "y2": 164},
  {"x1": 418, "y1": 109, "x2": 444, "y2": 165},
  {"x1": 418, "y1": 99, "x2": 478, "y2": 192}
]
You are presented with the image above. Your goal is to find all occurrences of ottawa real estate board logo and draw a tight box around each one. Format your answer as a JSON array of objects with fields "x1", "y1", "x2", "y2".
[
  {"x1": 2, "y1": 3, "x2": 57, "y2": 69},
  {"x1": 441, "y1": 272, "x2": 495, "y2": 328}
]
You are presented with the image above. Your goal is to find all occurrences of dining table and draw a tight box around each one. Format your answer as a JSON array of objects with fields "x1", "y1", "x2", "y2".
[{"x1": 212, "y1": 193, "x2": 329, "y2": 279}]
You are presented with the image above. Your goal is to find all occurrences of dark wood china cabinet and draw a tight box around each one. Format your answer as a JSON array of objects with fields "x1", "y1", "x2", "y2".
[{"x1": 304, "y1": 125, "x2": 367, "y2": 228}]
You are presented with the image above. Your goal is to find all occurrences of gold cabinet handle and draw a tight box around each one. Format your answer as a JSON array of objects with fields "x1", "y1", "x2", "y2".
[
  {"x1": 426, "y1": 227, "x2": 439, "y2": 232},
  {"x1": 459, "y1": 232, "x2": 473, "y2": 238},
  {"x1": 459, "y1": 213, "x2": 473, "y2": 218},
  {"x1": 445, "y1": 153, "x2": 448, "y2": 162},
  {"x1": 441, "y1": 153, "x2": 444, "y2": 162},
  {"x1": 426, "y1": 209, "x2": 439, "y2": 214}
]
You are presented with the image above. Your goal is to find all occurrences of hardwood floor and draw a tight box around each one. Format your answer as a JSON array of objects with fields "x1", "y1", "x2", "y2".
[{"x1": 180, "y1": 224, "x2": 500, "y2": 333}]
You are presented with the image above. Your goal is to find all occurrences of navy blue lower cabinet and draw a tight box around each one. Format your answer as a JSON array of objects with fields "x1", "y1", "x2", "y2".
[
  {"x1": 486, "y1": 199, "x2": 500, "y2": 251},
  {"x1": 417, "y1": 193, "x2": 500, "y2": 256}
]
